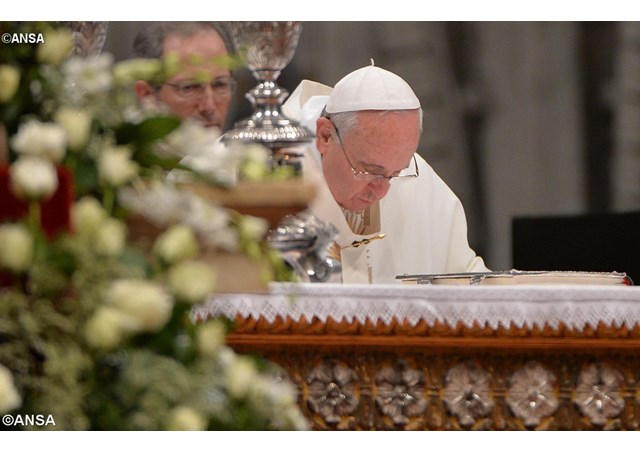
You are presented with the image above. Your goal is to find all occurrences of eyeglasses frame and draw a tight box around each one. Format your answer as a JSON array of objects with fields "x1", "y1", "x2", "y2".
[{"x1": 159, "y1": 76, "x2": 237, "y2": 101}]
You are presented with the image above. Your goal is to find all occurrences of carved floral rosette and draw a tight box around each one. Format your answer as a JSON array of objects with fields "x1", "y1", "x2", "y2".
[
  {"x1": 374, "y1": 360, "x2": 427, "y2": 426},
  {"x1": 444, "y1": 362, "x2": 494, "y2": 427},
  {"x1": 573, "y1": 363, "x2": 625, "y2": 426},
  {"x1": 506, "y1": 361, "x2": 559, "y2": 428},
  {"x1": 305, "y1": 360, "x2": 359, "y2": 429}
]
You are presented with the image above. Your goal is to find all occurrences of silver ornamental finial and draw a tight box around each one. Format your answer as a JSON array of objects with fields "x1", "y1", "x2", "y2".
[
  {"x1": 62, "y1": 21, "x2": 109, "y2": 57},
  {"x1": 221, "y1": 22, "x2": 313, "y2": 161}
]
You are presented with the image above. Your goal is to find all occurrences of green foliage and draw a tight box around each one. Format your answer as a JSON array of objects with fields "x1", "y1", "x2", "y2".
[{"x1": 0, "y1": 21, "x2": 307, "y2": 431}]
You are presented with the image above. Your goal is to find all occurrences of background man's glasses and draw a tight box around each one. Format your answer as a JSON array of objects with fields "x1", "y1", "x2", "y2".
[
  {"x1": 161, "y1": 76, "x2": 237, "y2": 101},
  {"x1": 330, "y1": 119, "x2": 420, "y2": 183}
]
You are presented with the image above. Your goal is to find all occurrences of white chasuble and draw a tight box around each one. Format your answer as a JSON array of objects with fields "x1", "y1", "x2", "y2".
[{"x1": 284, "y1": 82, "x2": 489, "y2": 284}]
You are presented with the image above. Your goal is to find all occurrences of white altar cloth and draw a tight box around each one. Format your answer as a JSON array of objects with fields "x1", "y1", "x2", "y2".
[{"x1": 194, "y1": 282, "x2": 640, "y2": 330}]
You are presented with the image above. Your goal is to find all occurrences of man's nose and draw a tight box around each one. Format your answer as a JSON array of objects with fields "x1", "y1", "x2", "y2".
[
  {"x1": 367, "y1": 179, "x2": 390, "y2": 199},
  {"x1": 198, "y1": 84, "x2": 218, "y2": 110}
]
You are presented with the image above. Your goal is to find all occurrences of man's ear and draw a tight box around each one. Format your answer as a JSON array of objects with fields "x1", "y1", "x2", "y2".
[
  {"x1": 315, "y1": 117, "x2": 333, "y2": 156},
  {"x1": 134, "y1": 80, "x2": 154, "y2": 101}
]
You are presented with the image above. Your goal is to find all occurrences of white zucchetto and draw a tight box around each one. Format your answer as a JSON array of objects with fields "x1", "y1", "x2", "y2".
[{"x1": 324, "y1": 63, "x2": 421, "y2": 114}]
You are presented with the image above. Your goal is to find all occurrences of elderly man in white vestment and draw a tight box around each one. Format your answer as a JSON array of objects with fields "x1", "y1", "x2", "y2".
[{"x1": 283, "y1": 63, "x2": 489, "y2": 284}]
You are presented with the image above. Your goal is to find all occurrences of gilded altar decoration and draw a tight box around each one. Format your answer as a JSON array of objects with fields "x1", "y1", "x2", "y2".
[
  {"x1": 305, "y1": 360, "x2": 359, "y2": 427},
  {"x1": 573, "y1": 363, "x2": 624, "y2": 426},
  {"x1": 202, "y1": 283, "x2": 640, "y2": 430},
  {"x1": 443, "y1": 362, "x2": 494, "y2": 427},
  {"x1": 374, "y1": 360, "x2": 427, "y2": 426},
  {"x1": 0, "y1": 21, "x2": 307, "y2": 430},
  {"x1": 506, "y1": 362, "x2": 559, "y2": 428}
]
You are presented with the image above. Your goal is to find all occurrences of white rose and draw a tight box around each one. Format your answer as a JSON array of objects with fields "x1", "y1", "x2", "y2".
[
  {"x1": 240, "y1": 143, "x2": 270, "y2": 182},
  {"x1": 98, "y1": 145, "x2": 139, "y2": 187},
  {"x1": 9, "y1": 156, "x2": 59, "y2": 201},
  {"x1": 63, "y1": 54, "x2": 113, "y2": 99},
  {"x1": 36, "y1": 29, "x2": 73, "y2": 65},
  {"x1": 239, "y1": 215, "x2": 268, "y2": 241},
  {"x1": 0, "y1": 223, "x2": 34, "y2": 273},
  {"x1": 54, "y1": 107, "x2": 92, "y2": 151},
  {"x1": 166, "y1": 406, "x2": 207, "y2": 431},
  {"x1": 118, "y1": 182, "x2": 187, "y2": 227},
  {"x1": 244, "y1": 143, "x2": 270, "y2": 162},
  {"x1": 112, "y1": 58, "x2": 163, "y2": 85},
  {"x1": 180, "y1": 195, "x2": 238, "y2": 251},
  {"x1": 10, "y1": 120, "x2": 67, "y2": 162},
  {"x1": 106, "y1": 279, "x2": 173, "y2": 333},
  {"x1": 217, "y1": 346, "x2": 237, "y2": 369},
  {"x1": 163, "y1": 120, "x2": 221, "y2": 158},
  {"x1": 251, "y1": 377, "x2": 297, "y2": 411},
  {"x1": 0, "y1": 65, "x2": 20, "y2": 103},
  {"x1": 245, "y1": 376, "x2": 308, "y2": 430},
  {"x1": 240, "y1": 159, "x2": 269, "y2": 182},
  {"x1": 93, "y1": 218, "x2": 126, "y2": 258},
  {"x1": 203, "y1": 227, "x2": 239, "y2": 252},
  {"x1": 84, "y1": 306, "x2": 138, "y2": 351},
  {"x1": 280, "y1": 405, "x2": 310, "y2": 431},
  {"x1": 183, "y1": 195, "x2": 230, "y2": 234},
  {"x1": 153, "y1": 224, "x2": 199, "y2": 265},
  {"x1": 168, "y1": 134, "x2": 242, "y2": 186},
  {"x1": 168, "y1": 260, "x2": 216, "y2": 305},
  {"x1": 225, "y1": 356, "x2": 257, "y2": 400},
  {"x1": 72, "y1": 196, "x2": 106, "y2": 237},
  {"x1": 0, "y1": 364, "x2": 22, "y2": 414},
  {"x1": 196, "y1": 319, "x2": 226, "y2": 358}
]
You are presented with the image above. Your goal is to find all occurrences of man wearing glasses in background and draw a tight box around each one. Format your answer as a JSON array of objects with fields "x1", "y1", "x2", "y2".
[
  {"x1": 284, "y1": 64, "x2": 489, "y2": 283},
  {"x1": 133, "y1": 22, "x2": 235, "y2": 130}
]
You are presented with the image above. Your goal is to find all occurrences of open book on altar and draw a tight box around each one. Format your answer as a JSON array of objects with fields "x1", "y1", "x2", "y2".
[{"x1": 396, "y1": 270, "x2": 633, "y2": 286}]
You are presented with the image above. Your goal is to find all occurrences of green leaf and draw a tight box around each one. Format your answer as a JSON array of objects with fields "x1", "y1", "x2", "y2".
[
  {"x1": 115, "y1": 116, "x2": 181, "y2": 147},
  {"x1": 135, "y1": 148, "x2": 183, "y2": 171},
  {"x1": 119, "y1": 246, "x2": 152, "y2": 278},
  {"x1": 137, "y1": 116, "x2": 182, "y2": 143},
  {"x1": 47, "y1": 240, "x2": 77, "y2": 276},
  {"x1": 72, "y1": 158, "x2": 99, "y2": 197}
]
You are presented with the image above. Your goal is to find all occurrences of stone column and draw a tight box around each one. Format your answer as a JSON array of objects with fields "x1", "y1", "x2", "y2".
[
  {"x1": 372, "y1": 22, "x2": 482, "y2": 251},
  {"x1": 612, "y1": 22, "x2": 640, "y2": 211},
  {"x1": 477, "y1": 22, "x2": 585, "y2": 269}
]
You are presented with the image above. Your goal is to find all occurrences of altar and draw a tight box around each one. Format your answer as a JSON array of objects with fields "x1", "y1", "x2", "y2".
[{"x1": 194, "y1": 282, "x2": 640, "y2": 430}]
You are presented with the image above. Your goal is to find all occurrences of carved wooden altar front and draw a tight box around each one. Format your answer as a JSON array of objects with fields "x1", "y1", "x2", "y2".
[{"x1": 196, "y1": 283, "x2": 640, "y2": 430}]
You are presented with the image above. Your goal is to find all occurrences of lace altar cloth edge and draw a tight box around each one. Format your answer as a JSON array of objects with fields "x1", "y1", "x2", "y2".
[{"x1": 193, "y1": 282, "x2": 640, "y2": 330}]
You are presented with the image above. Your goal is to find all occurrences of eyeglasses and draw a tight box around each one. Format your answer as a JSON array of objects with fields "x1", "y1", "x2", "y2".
[
  {"x1": 161, "y1": 76, "x2": 237, "y2": 101},
  {"x1": 330, "y1": 119, "x2": 419, "y2": 182}
]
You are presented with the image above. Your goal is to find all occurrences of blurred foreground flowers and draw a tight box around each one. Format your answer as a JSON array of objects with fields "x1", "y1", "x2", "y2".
[{"x1": 0, "y1": 22, "x2": 307, "y2": 430}]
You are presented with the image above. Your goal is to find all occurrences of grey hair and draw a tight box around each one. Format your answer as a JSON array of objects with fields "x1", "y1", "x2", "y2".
[
  {"x1": 133, "y1": 21, "x2": 233, "y2": 59},
  {"x1": 329, "y1": 109, "x2": 424, "y2": 138}
]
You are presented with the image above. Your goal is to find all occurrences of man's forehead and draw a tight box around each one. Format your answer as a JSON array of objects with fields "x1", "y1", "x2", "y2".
[
  {"x1": 353, "y1": 110, "x2": 420, "y2": 137},
  {"x1": 163, "y1": 30, "x2": 227, "y2": 58},
  {"x1": 349, "y1": 112, "x2": 420, "y2": 160}
]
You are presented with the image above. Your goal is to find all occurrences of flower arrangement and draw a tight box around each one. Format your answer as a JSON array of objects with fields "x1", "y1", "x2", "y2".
[{"x1": 0, "y1": 21, "x2": 307, "y2": 430}]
